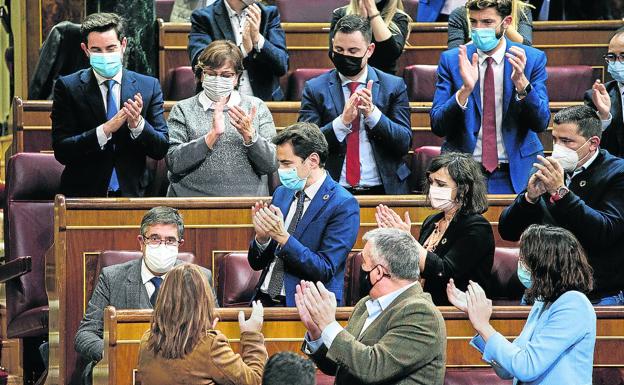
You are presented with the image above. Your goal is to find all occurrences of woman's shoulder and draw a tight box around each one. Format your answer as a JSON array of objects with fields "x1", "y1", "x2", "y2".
[
  {"x1": 172, "y1": 94, "x2": 201, "y2": 111},
  {"x1": 456, "y1": 212, "x2": 491, "y2": 226},
  {"x1": 555, "y1": 290, "x2": 594, "y2": 308}
]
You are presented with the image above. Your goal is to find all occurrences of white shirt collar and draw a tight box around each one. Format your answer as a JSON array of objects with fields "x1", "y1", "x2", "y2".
[
  {"x1": 224, "y1": 0, "x2": 245, "y2": 18},
  {"x1": 338, "y1": 66, "x2": 369, "y2": 87},
  {"x1": 198, "y1": 90, "x2": 241, "y2": 111},
  {"x1": 302, "y1": 171, "x2": 327, "y2": 201},
  {"x1": 577, "y1": 148, "x2": 600, "y2": 173},
  {"x1": 366, "y1": 281, "x2": 418, "y2": 314},
  {"x1": 477, "y1": 38, "x2": 507, "y2": 66},
  {"x1": 93, "y1": 68, "x2": 123, "y2": 86},
  {"x1": 141, "y1": 258, "x2": 167, "y2": 285}
]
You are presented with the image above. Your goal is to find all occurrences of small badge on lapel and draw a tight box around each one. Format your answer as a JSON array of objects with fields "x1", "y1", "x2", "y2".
[
  {"x1": 323, "y1": 194, "x2": 330, "y2": 200},
  {"x1": 579, "y1": 180, "x2": 587, "y2": 187},
  {"x1": 441, "y1": 238, "x2": 447, "y2": 245}
]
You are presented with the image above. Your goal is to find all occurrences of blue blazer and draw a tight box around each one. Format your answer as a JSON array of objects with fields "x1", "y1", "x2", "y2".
[
  {"x1": 431, "y1": 39, "x2": 550, "y2": 193},
  {"x1": 416, "y1": 0, "x2": 446, "y2": 22},
  {"x1": 247, "y1": 175, "x2": 360, "y2": 306},
  {"x1": 471, "y1": 291, "x2": 596, "y2": 385},
  {"x1": 188, "y1": 0, "x2": 289, "y2": 101},
  {"x1": 298, "y1": 66, "x2": 412, "y2": 194},
  {"x1": 51, "y1": 69, "x2": 169, "y2": 197}
]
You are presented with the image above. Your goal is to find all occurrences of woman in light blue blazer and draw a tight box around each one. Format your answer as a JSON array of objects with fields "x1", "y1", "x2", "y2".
[{"x1": 448, "y1": 224, "x2": 596, "y2": 385}]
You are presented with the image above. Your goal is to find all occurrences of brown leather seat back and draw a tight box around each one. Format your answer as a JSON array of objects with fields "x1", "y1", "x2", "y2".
[
  {"x1": 275, "y1": 0, "x2": 345, "y2": 22},
  {"x1": 403, "y1": 64, "x2": 438, "y2": 102},
  {"x1": 546, "y1": 65, "x2": 595, "y2": 102},
  {"x1": 163, "y1": 66, "x2": 196, "y2": 101},
  {"x1": 410, "y1": 145, "x2": 441, "y2": 193},
  {"x1": 343, "y1": 251, "x2": 363, "y2": 306},
  {"x1": 490, "y1": 247, "x2": 525, "y2": 305},
  {"x1": 444, "y1": 368, "x2": 511, "y2": 385},
  {"x1": 286, "y1": 68, "x2": 331, "y2": 101},
  {"x1": 214, "y1": 252, "x2": 262, "y2": 307}
]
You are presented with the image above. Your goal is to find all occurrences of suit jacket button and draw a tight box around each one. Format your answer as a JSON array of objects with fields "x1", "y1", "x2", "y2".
[
  {"x1": 441, "y1": 238, "x2": 447, "y2": 244},
  {"x1": 580, "y1": 180, "x2": 586, "y2": 187}
]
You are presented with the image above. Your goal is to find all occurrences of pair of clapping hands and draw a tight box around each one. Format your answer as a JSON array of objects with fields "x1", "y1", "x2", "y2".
[
  {"x1": 295, "y1": 281, "x2": 337, "y2": 341},
  {"x1": 251, "y1": 200, "x2": 290, "y2": 246},
  {"x1": 206, "y1": 96, "x2": 257, "y2": 148},
  {"x1": 341, "y1": 80, "x2": 375, "y2": 126},
  {"x1": 447, "y1": 279, "x2": 494, "y2": 337},
  {"x1": 241, "y1": 4, "x2": 263, "y2": 55},
  {"x1": 104, "y1": 93, "x2": 144, "y2": 136}
]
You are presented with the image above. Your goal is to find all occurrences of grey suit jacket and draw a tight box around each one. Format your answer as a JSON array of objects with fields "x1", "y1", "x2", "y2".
[{"x1": 74, "y1": 258, "x2": 213, "y2": 363}]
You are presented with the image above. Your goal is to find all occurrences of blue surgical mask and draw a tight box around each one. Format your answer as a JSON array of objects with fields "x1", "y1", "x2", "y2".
[
  {"x1": 278, "y1": 168, "x2": 307, "y2": 191},
  {"x1": 517, "y1": 260, "x2": 532, "y2": 288},
  {"x1": 608, "y1": 61, "x2": 624, "y2": 83},
  {"x1": 89, "y1": 51, "x2": 123, "y2": 78},
  {"x1": 471, "y1": 21, "x2": 504, "y2": 52}
]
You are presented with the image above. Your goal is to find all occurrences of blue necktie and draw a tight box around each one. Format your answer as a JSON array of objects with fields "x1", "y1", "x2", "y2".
[
  {"x1": 105, "y1": 79, "x2": 120, "y2": 192},
  {"x1": 150, "y1": 276, "x2": 163, "y2": 307}
]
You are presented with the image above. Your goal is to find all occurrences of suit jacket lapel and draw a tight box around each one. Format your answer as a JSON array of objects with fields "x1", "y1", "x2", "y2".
[
  {"x1": 328, "y1": 70, "x2": 345, "y2": 117},
  {"x1": 126, "y1": 259, "x2": 149, "y2": 308},
  {"x1": 80, "y1": 69, "x2": 106, "y2": 122},
  {"x1": 467, "y1": 44, "x2": 483, "y2": 122},
  {"x1": 367, "y1": 66, "x2": 380, "y2": 108},
  {"x1": 294, "y1": 176, "x2": 333, "y2": 237},
  {"x1": 120, "y1": 69, "x2": 138, "y2": 109},
  {"x1": 215, "y1": 0, "x2": 236, "y2": 41},
  {"x1": 502, "y1": 39, "x2": 514, "y2": 118}
]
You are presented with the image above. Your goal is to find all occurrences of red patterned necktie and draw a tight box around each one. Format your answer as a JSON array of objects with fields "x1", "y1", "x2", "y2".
[
  {"x1": 481, "y1": 57, "x2": 499, "y2": 173},
  {"x1": 346, "y1": 82, "x2": 361, "y2": 186}
]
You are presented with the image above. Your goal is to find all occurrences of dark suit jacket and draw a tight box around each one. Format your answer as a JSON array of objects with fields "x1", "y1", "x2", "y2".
[
  {"x1": 419, "y1": 211, "x2": 494, "y2": 305},
  {"x1": 498, "y1": 149, "x2": 624, "y2": 299},
  {"x1": 248, "y1": 175, "x2": 360, "y2": 306},
  {"x1": 188, "y1": 0, "x2": 289, "y2": 101},
  {"x1": 528, "y1": 0, "x2": 611, "y2": 20},
  {"x1": 51, "y1": 68, "x2": 169, "y2": 197},
  {"x1": 298, "y1": 66, "x2": 412, "y2": 194},
  {"x1": 431, "y1": 38, "x2": 551, "y2": 193},
  {"x1": 584, "y1": 80, "x2": 624, "y2": 158},
  {"x1": 308, "y1": 283, "x2": 447, "y2": 385}
]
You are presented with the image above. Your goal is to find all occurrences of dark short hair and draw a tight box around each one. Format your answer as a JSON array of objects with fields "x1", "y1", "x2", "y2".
[
  {"x1": 553, "y1": 105, "x2": 602, "y2": 140},
  {"x1": 424, "y1": 152, "x2": 488, "y2": 215},
  {"x1": 262, "y1": 352, "x2": 316, "y2": 385},
  {"x1": 81, "y1": 13, "x2": 125, "y2": 43},
  {"x1": 140, "y1": 206, "x2": 184, "y2": 240},
  {"x1": 520, "y1": 224, "x2": 593, "y2": 304},
  {"x1": 194, "y1": 40, "x2": 244, "y2": 84},
  {"x1": 272, "y1": 122, "x2": 329, "y2": 166},
  {"x1": 465, "y1": 0, "x2": 512, "y2": 18},
  {"x1": 333, "y1": 14, "x2": 372, "y2": 44}
]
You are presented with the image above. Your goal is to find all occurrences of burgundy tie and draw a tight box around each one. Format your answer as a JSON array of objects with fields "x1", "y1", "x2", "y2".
[
  {"x1": 346, "y1": 82, "x2": 361, "y2": 186},
  {"x1": 482, "y1": 57, "x2": 498, "y2": 173}
]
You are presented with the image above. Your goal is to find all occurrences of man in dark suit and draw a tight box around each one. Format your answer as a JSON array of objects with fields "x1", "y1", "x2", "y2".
[
  {"x1": 299, "y1": 15, "x2": 412, "y2": 195},
  {"x1": 499, "y1": 105, "x2": 624, "y2": 305},
  {"x1": 296, "y1": 228, "x2": 447, "y2": 385},
  {"x1": 584, "y1": 28, "x2": 624, "y2": 158},
  {"x1": 248, "y1": 122, "x2": 360, "y2": 307},
  {"x1": 75, "y1": 206, "x2": 214, "y2": 382},
  {"x1": 188, "y1": 0, "x2": 288, "y2": 101},
  {"x1": 51, "y1": 13, "x2": 168, "y2": 198},
  {"x1": 431, "y1": 0, "x2": 550, "y2": 194}
]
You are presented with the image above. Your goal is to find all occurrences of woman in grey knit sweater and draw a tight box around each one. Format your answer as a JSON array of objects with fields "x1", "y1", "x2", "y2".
[{"x1": 166, "y1": 41, "x2": 278, "y2": 197}]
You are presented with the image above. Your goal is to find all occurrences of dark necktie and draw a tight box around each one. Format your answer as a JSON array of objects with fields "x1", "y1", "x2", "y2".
[
  {"x1": 105, "y1": 79, "x2": 120, "y2": 192},
  {"x1": 346, "y1": 82, "x2": 361, "y2": 186},
  {"x1": 149, "y1": 276, "x2": 163, "y2": 307},
  {"x1": 481, "y1": 57, "x2": 499, "y2": 173},
  {"x1": 267, "y1": 191, "x2": 306, "y2": 299}
]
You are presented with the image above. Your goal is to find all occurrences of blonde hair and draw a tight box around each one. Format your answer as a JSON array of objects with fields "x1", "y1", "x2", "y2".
[
  {"x1": 145, "y1": 263, "x2": 217, "y2": 359},
  {"x1": 345, "y1": 0, "x2": 412, "y2": 39}
]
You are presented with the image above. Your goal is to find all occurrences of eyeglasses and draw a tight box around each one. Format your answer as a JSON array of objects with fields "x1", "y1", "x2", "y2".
[
  {"x1": 202, "y1": 69, "x2": 238, "y2": 78},
  {"x1": 603, "y1": 53, "x2": 624, "y2": 63},
  {"x1": 142, "y1": 235, "x2": 180, "y2": 247}
]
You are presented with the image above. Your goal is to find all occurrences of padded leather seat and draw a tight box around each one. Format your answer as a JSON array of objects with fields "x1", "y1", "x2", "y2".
[
  {"x1": 490, "y1": 247, "x2": 524, "y2": 305},
  {"x1": 545, "y1": 65, "x2": 595, "y2": 102},
  {"x1": 286, "y1": 68, "x2": 331, "y2": 101},
  {"x1": 214, "y1": 252, "x2": 262, "y2": 307},
  {"x1": 410, "y1": 146, "x2": 441, "y2": 193},
  {"x1": 444, "y1": 368, "x2": 511, "y2": 384},
  {"x1": 163, "y1": 66, "x2": 196, "y2": 101},
  {"x1": 403, "y1": 0, "x2": 419, "y2": 17},
  {"x1": 6, "y1": 305, "x2": 49, "y2": 339},
  {"x1": 403, "y1": 64, "x2": 437, "y2": 102},
  {"x1": 343, "y1": 251, "x2": 363, "y2": 306},
  {"x1": 275, "y1": 0, "x2": 345, "y2": 22},
  {"x1": 156, "y1": 0, "x2": 175, "y2": 21}
]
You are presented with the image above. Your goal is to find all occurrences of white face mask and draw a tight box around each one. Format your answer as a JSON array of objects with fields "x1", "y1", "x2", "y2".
[
  {"x1": 202, "y1": 75, "x2": 235, "y2": 102},
  {"x1": 429, "y1": 185, "x2": 456, "y2": 211},
  {"x1": 551, "y1": 140, "x2": 591, "y2": 173},
  {"x1": 144, "y1": 244, "x2": 178, "y2": 274}
]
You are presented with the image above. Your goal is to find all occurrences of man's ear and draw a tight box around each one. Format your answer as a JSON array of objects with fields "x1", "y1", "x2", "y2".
[
  {"x1": 309, "y1": 152, "x2": 321, "y2": 168},
  {"x1": 137, "y1": 235, "x2": 144, "y2": 251},
  {"x1": 502, "y1": 15, "x2": 513, "y2": 29},
  {"x1": 80, "y1": 42, "x2": 90, "y2": 58},
  {"x1": 590, "y1": 136, "x2": 601, "y2": 151},
  {"x1": 120, "y1": 36, "x2": 127, "y2": 51},
  {"x1": 367, "y1": 42, "x2": 376, "y2": 58}
]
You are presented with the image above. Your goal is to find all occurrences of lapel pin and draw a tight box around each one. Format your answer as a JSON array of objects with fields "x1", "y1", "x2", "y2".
[
  {"x1": 323, "y1": 194, "x2": 330, "y2": 201},
  {"x1": 580, "y1": 180, "x2": 587, "y2": 187},
  {"x1": 441, "y1": 238, "x2": 447, "y2": 245}
]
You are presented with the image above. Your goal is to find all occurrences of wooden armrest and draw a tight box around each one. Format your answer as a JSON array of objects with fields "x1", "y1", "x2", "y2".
[{"x1": 0, "y1": 256, "x2": 32, "y2": 283}]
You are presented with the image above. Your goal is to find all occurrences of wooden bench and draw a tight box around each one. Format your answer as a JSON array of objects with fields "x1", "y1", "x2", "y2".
[{"x1": 93, "y1": 306, "x2": 624, "y2": 385}]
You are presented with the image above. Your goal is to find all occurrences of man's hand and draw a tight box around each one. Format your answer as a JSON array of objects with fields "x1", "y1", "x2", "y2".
[
  {"x1": 102, "y1": 109, "x2": 127, "y2": 136},
  {"x1": 229, "y1": 105, "x2": 257, "y2": 144},
  {"x1": 457, "y1": 45, "x2": 479, "y2": 104},
  {"x1": 592, "y1": 79, "x2": 611, "y2": 120},
  {"x1": 375, "y1": 204, "x2": 411, "y2": 232},
  {"x1": 205, "y1": 97, "x2": 226, "y2": 149},
  {"x1": 357, "y1": 80, "x2": 375, "y2": 117},
  {"x1": 123, "y1": 93, "x2": 143, "y2": 129},
  {"x1": 246, "y1": 3, "x2": 262, "y2": 45},
  {"x1": 241, "y1": 22, "x2": 253, "y2": 55},
  {"x1": 341, "y1": 92, "x2": 360, "y2": 126},
  {"x1": 254, "y1": 205, "x2": 289, "y2": 245},
  {"x1": 296, "y1": 281, "x2": 322, "y2": 340},
  {"x1": 251, "y1": 200, "x2": 270, "y2": 243},
  {"x1": 505, "y1": 46, "x2": 529, "y2": 93},
  {"x1": 525, "y1": 173, "x2": 546, "y2": 203},
  {"x1": 533, "y1": 155, "x2": 565, "y2": 195},
  {"x1": 302, "y1": 281, "x2": 337, "y2": 332},
  {"x1": 238, "y1": 300, "x2": 264, "y2": 333}
]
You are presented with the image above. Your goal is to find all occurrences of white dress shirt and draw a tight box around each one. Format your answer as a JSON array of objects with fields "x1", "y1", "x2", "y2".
[
  {"x1": 223, "y1": 0, "x2": 265, "y2": 98},
  {"x1": 331, "y1": 68, "x2": 383, "y2": 188},
  {"x1": 93, "y1": 69, "x2": 145, "y2": 147},
  {"x1": 257, "y1": 172, "x2": 328, "y2": 295},
  {"x1": 141, "y1": 259, "x2": 168, "y2": 300}
]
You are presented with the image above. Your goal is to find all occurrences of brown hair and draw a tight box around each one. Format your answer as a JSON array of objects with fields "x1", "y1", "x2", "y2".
[
  {"x1": 194, "y1": 40, "x2": 244, "y2": 84},
  {"x1": 145, "y1": 263, "x2": 217, "y2": 359},
  {"x1": 465, "y1": 0, "x2": 533, "y2": 30},
  {"x1": 520, "y1": 224, "x2": 594, "y2": 304}
]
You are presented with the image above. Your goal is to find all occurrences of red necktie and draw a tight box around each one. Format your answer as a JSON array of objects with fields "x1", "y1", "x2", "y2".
[
  {"x1": 346, "y1": 82, "x2": 361, "y2": 186},
  {"x1": 482, "y1": 57, "x2": 498, "y2": 173}
]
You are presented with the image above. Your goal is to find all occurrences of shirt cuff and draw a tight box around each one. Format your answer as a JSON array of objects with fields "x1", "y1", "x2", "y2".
[
  {"x1": 243, "y1": 131, "x2": 259, "y2": 147},
  {"x1": 303, "y1": 332, "x2": 324, "y2": 354},
  {"x1": 601, "y1": 112, "x2": 613, "y2": 131},
  {"x1": 332, "y1": 116, "x2": 352, "y2": 142},
  {"x1": 470, "y1": 334, "x2": 487, "y2": 355},
  {"x1": 254, "y1": 35, "x2": 265, "y2": 52},
  {"x1": 364, "y1": 106, "x2": 382, "y2": 127},
  {"x1": 255, "y1": 236, "x2": 271, "y2": 252},
  {"x1": 96, "y1": 124, "x2": 111, "y2": 148},
  {"x1": 321, "y1": 321, "x2": 343, "y2": 349},
  {"x1": 128, "y1": 116, "x2": 145, "y2": 139},
  {"x1": 240, "y1": 44, "x2": 249, "y2": 58},
  {"x1": 455, "y1": 91, "x2": 468, "y2": 110}
]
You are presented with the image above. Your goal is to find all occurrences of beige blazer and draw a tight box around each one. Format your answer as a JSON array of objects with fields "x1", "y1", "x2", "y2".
[{"x1": 137, "y1": 329, "x2": 267, "y2": 385}]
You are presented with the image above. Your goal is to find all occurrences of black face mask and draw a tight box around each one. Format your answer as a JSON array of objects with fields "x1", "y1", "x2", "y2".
[
  {"x1": 330, "y1": 51, "x2": 366, "y2": 77},
  {"x1": 358, "y1": 264, "x2": 389, "y2": 298}
]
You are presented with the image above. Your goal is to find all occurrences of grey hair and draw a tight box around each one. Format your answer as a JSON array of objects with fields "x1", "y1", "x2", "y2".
[
  {"x1": 362, "y1": 228, "x2": 420, "y2": 280},
  {"x1": 140, "y1": 206, "x2": 184, "y2": 240}
]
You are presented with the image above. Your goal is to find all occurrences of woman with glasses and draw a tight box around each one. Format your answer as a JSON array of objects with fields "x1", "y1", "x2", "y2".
[
  {"x1": 375, "y1": 152, "x2": 494, "y2": 305},
  {"x1": 166, "y1": 40, "x2": 278, "y2": 197},
  {"x1": 447, "y1": 224, "x2": 596, "y2": 385},
  {"x1": 138, "y1": 263, "x2": 268, "y2": 385}
]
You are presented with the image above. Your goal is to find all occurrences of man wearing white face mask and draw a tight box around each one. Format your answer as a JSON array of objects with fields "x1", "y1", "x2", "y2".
[
  {"x1": 75, "y1": 206, "x2": 214, "y2": 382},
  {"x1": 499, "y1": 105, "x2": 624, "y2": 305},
  {"x1": 51, "y1": 13, "x2": 169, "y2": 197}
]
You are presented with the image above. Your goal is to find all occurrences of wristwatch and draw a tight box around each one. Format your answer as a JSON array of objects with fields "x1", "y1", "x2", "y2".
[
  {"x1": 549, "y1": 186, "x2": 570, "y2": 203},
  {"x1": 516, "y1": 83, "x2": 532, "y2": 98}
]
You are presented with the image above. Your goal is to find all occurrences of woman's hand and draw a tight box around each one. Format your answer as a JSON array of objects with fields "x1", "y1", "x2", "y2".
[
  {"x1": 447, "y1": 278, "x2": 468, "y2": 312},
  {"x1": 228, "y1": 105, "x2": 257, "y2": 144},
  {"x1": 238, "y1": 300, "x2": 264, "y2": 333},
  {"x1": 358, "y1": 0, "x2": 369, "y2": 18},
  {"x1": 205, "y1": 97, "x2": 227, "y2": 149},
  {"x1": 466, "y1": 281, "x2": 496, "y2": 340},
  {"x1": 375, "y1": 204, "x2": 411, "y2": 232}
]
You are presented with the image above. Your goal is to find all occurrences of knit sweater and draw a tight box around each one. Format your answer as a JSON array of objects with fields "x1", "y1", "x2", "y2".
[{"x1": 166, "y1": 93, "x2": 277, "y2": 197}]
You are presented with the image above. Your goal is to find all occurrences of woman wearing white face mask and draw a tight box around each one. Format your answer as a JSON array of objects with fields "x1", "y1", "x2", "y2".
[
  {"x1": 376, "y1": 152, "x2": 494, "y2": 304},
  {"x1": 166, "y1": 40, "x2": 278, "y2": 197}
]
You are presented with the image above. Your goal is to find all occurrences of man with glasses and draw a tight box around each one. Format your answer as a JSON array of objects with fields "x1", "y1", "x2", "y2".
[
  {"x1": 584, "y1": 28, "x2": 624, "y2": 158},
  {"x1": 75, "y1": 206, "x2": 214, "y2": 383}
]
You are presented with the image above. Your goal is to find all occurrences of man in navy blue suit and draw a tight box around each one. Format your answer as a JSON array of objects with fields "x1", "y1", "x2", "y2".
[
  {"x1": 188, "y1": 0, "x2": 289, "y2": 101},
  {"x1": 299, "y1": 15, "x2": 412, "y2": 195},
  {"x1": 431, "y1": 0, "x2": 550, "y2": 194},
  {"x1": 51, "y1": 13, "x2": 168, "y2": 197},
  {"x1": 248, "y1": 122, "x2": 360, "y2": 307}
]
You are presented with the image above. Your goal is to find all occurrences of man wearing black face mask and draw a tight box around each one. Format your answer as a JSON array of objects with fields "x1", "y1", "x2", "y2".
[
  {"x1": 299, "y1": 14, "x2": 412, "y2": 195},
  {"x1": 296, "y1": 228, "x2": 446, "y2": 385}
]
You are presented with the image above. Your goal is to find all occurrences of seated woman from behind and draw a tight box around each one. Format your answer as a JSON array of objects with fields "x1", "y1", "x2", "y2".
[
  {"x1": 376, "y1": 152, "x2": 494, "y2": 304},
  {"x1": 137, "y1": 263, "x2": 267, "y2": 385}
]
